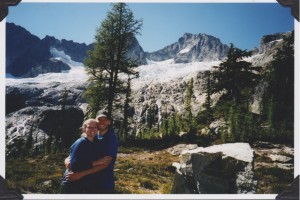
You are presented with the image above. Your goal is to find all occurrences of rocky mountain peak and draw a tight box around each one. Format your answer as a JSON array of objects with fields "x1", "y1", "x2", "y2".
[
  {"x1": 258, "y1": 32, "x2": 292, "y2": 54},
  {"x1": 146, "y1": 32, "x2": 229, "y2": 63}
]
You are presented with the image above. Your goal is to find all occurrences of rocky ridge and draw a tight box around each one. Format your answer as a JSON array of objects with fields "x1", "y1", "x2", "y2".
[{"x1": 6, "y1": 22, "x2": 146, "y2": 77}]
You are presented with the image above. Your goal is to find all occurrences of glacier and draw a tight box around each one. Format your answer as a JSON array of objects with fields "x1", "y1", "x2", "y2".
[
  {"x1": 6, "y1": 48, "x2": 223, "y2": 91},
  {"x1": 5, "y1": 47, "x2": 265, "y2": 94}
]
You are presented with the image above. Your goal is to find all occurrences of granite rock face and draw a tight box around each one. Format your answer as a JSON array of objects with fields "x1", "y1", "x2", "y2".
[
  {"x1": 6, "y1": 106, "x2": 84, "y2": 158},
  {"x1": 171, "y1": 143, "x2": 257, "y2": 194}
]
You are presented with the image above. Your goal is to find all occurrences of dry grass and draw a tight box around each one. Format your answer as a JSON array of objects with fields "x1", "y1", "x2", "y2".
[
  {"x1": 6, "y1": 148, "x2": 179, "y2": 194},
  {"x1": 5, "y1": 146, "x2": 294, "y2": 194},
  {"x1": 114, "y1": 149, "x2": 179, "y2": 194}
]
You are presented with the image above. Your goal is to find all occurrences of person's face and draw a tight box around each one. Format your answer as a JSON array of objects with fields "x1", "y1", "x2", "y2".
[
  {"x1": 97, "y1": 117, "x2": 110, "y2": 132},
  {"x1": 85, "y1": 121, "x2": 98, "y2": 138}
]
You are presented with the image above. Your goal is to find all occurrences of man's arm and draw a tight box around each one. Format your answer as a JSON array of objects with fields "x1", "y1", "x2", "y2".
[
  {"x1": 66, "y1": 156, "x2": 113, "y2": 181},
  {"x1": 92, "y1": 156, "x2": 112, "y2": 167}
]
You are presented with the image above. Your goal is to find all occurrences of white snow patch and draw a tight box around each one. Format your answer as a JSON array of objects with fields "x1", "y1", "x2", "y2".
[
  {"x1": 50, "y1": 48, "x2": 84, "y2": 69},
  {"x1": 270, "y1": 39, "x2": 283, "y2": 44},
  {"x1": 6, "y1": 48, "x2": 88, "y2": 87},
  {"x1": 179, "y1": 47, "x2": 191, "y2": 54},
  {"x1": 243, "y1": 53, "x2": 263, "y2": 63}
]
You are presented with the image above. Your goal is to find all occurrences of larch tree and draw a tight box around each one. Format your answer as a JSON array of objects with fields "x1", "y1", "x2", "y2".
[{"x1": 84, "y1": 3, "x2": 143, "y2": 118}]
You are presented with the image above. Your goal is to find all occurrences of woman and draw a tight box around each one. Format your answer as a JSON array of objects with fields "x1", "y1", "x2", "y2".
[{"x1": 61, "y1": 119, "x2": 98, "y2": 193}]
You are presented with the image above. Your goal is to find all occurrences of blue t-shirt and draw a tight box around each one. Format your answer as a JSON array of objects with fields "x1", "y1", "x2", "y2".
[
  {"x1": 92, "y1": 130, "x2": 118, "y2": 192},
  {"x1": 61, "y1": 137, "x2": 94, "y2": 193}
]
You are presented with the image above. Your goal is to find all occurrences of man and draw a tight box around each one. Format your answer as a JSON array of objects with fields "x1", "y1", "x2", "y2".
[{"x1": 65, "y1": 110, "x2": 118, "y2": 193}]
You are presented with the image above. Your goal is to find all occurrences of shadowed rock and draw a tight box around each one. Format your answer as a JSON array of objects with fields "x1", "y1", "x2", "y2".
[{"x1": 171, "y1": 143, "x2": 257, "y2": 194}]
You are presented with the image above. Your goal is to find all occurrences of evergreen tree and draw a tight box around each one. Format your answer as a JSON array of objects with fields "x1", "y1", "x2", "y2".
[
  {"x1": 83, "y1": 80, "x2": 107, "y2": 118},
  {"x1": 160, "y1": 113, "x2": 169, "y2": 138},
  {"x1": 183, "y1": 78, "x2": 198, "y2": 140},
  {"x1": 261, "y1": 32, "x2": 294, "y2": 144},
  {"x1": 146, "y1": 104, "x2": 157, "y2": 129},
  {"x1": 174, "y1": 112, "x2": 181, "y2": 133},
  {"x1": 185, "y1": 78, "x2": 194, "y2": 116},
  {"x1": 168, "y1": 114, "x2": 178, "y2": 138},
  {"x1": 183, "y1": 78, "x2": 194, "y2": 132},
  {"x1": 241, "y1": 112, "x2": 255, "y2": 142},
  {"x1": 204, "y1": 70, "x2": 213, "y2": 125},
  {"x1": 84, "y1": 3, "x2": 142, "y2": 118},
  {"x1": 119, "y1": 76, "x2": 132, "y2": 142},
  {"x1": 227, "y1": 105, "x2": 235, "y2": 142},
  {"x1": 212, "y1": 44, "x2": 261, "y2": 103}
]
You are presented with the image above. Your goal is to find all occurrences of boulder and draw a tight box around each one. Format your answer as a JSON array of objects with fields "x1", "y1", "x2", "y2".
[
  {"x1": 167, "y1": 144, "x2": 198, "y2": 155},
  {"x1": 171, "y1": 143, "x2": 257, "y2": 194}
]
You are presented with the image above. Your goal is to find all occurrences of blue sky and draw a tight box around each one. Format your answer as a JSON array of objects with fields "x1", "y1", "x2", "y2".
[{"x1": 6, "y1": 2, "x2": 295, "y2": 52}]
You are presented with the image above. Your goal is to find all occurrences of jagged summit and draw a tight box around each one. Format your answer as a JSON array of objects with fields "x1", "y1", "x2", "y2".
[{"x1": 146, "y1": 32, "x2": 229, "y2": 63}]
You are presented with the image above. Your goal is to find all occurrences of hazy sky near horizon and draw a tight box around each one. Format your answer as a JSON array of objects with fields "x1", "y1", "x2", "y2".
[{"x1": 6, "y1": 1, "x2": 295, "y2": 52}]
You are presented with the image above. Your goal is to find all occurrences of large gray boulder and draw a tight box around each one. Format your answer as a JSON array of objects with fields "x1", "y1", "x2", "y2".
[{"x1": 171, "y1": 143, "x2": 257, "y2": 194}]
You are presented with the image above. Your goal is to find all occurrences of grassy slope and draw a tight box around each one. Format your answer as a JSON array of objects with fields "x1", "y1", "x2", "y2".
[
  {"x1": 5, "y1": 147, "x2": 179, "y2": 194},
  {"x1": 5, "y1": 146, "x2": 294, "y2": 194}
]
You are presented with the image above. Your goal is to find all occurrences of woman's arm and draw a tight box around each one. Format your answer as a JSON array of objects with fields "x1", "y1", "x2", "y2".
[
  {"x1": 66, "y1": 156, "x2": 112, "y2": 181},
  {"x1": 65, "y1": 155, "x2": 111, "y2": 169}
]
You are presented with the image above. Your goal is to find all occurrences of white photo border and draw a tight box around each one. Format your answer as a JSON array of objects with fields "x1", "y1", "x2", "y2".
[{"x1": 0, "y1": 0, "x2": 298, "y2": 199}]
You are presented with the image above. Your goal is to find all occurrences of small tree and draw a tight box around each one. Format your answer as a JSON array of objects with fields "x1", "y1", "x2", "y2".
[
  {"x1": 84, "y1": 3, "x2": 142, "y2": 118},
  {"x1": 183, "y1": 78, "x2": 198, "y2": 141},
  {"x1": 203, "y1": 70, "x2": 213, "y2": 126}
]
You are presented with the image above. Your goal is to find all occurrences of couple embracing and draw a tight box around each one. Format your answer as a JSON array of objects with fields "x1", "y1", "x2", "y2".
[{"x1": 61, "y1": 110, "x2": 118, "y2": 194}]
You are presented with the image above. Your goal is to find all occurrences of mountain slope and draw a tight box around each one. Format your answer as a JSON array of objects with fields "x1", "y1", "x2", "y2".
[
  {"x1": 6, "y1": 22, "x2": 147, "y2": 78},
  {"x1": 6, "y1": 23, "x2": 90, "y2": 77}
]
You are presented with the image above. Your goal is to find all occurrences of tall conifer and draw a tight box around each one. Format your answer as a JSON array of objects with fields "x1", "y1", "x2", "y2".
[{"x1": 84, "y1": 3, "x2": 142, "y2": 118}]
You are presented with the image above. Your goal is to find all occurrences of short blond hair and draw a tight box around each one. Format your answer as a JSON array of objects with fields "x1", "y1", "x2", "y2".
[{"x1": 81, "y1": 118, "x2": 98, "y2": 133}]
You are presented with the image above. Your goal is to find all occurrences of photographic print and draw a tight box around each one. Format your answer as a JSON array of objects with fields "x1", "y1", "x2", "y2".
[{"x1": 1, "y1": 0, "x2": 298, "y2": 199}]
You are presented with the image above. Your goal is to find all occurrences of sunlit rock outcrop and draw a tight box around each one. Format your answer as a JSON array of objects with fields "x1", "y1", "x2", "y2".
[{"x1": 171, "y1": 143, "x2": 257, "y2": 194}]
